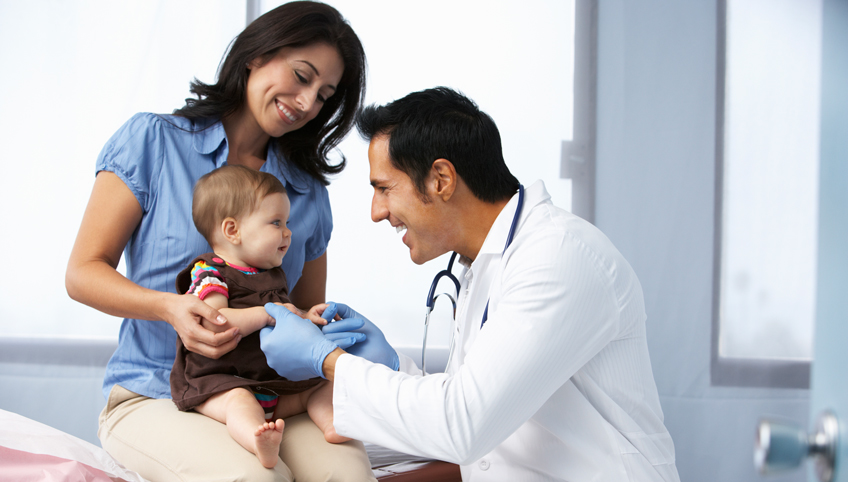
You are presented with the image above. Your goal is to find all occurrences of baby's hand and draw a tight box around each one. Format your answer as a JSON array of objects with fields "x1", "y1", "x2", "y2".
[
  {"x1": 304, "y1": 302, "x2": 342, "y2": 326},
  {"x1": 271, "y1": 302, "x2": 331, "y2": 326}
]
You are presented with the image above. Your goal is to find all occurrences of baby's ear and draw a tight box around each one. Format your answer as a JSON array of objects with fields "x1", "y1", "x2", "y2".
[{"x1": 221, "y1": 217, "x2": 240, "y2": 244}]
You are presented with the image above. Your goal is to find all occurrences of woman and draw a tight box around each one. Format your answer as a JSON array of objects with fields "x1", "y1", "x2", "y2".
[{"x1": 65, "y1": 2, "x2": 373, "y2": 481}]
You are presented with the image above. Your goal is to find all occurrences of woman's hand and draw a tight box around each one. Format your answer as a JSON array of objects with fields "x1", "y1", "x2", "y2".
[{"x1": 163, "y1": 293, "x2": 241, "y2": 359}]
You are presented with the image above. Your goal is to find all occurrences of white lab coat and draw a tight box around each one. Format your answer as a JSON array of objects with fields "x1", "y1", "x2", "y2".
[{"x1": 333, "y1": 181, "x2": 680, "y2": 481}]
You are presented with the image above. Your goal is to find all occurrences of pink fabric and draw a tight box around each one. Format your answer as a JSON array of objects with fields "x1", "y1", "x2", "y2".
[
  {"x1": 196, "y1": 284, "x2": 228, "y2": 300},
  {"x1": 0, "y1": 445, "x2": 130, "y2": 482}
]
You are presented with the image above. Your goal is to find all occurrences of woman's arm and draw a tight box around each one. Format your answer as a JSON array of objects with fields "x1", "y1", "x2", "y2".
[
  {"x1": 288, "y1": 251, "x2": 328, "y2": 309},
  {"x1": 65, "y1": 172, "x2": 240, "y2": 359}
]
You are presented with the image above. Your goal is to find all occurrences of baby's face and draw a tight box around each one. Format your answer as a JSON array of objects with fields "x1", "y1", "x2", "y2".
[{"x1": 236, "y1": 192, "x2": 292, "y2": 270}]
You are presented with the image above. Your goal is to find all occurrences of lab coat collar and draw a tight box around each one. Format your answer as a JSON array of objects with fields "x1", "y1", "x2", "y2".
[
  {"x1": 190, "y1": 118, "x2": 310, "y2": 193},
  {"x1": 474, "y1": 180, "x2": 550, "y2": 260}
]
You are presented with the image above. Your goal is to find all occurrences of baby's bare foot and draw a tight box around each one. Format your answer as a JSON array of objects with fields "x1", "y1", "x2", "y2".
[{"x1": 254, "y1": 419, "x2": 284, "y2": 468}]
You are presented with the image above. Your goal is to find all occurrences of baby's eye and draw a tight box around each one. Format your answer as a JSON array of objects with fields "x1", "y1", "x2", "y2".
[{"x1": 272, "y1": 220, "x2": 281, "y2": 227}]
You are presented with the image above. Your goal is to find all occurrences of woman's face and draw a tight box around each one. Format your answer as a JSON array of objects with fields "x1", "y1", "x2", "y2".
[{"x1": 244, "y1": 43, "x2": 344, "y2": 138}]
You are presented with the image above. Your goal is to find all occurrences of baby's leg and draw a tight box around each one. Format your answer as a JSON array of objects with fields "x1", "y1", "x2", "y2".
[
  {"x1": 307, "y1": 381, "x2": 350, "y2": 444},
  {"x1": 195, "y1": 388, "x2": 284, "y2": 469},
  {"x1": 272, "y1": 384, "x2": 320, "y2": 420}
]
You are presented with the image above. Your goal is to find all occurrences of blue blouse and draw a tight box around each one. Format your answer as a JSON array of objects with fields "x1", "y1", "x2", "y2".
[{"x1": 97, "y1": 113, "x2": 333, "y2": 400}]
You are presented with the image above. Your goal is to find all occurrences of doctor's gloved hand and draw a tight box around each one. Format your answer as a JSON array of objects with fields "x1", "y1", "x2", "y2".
[
  {"x1": 322, "y1": 302, "x2": 400, "y2": 371},
  {"x1": 260, "y1": 303, "x2": 364, "y2": 381}
]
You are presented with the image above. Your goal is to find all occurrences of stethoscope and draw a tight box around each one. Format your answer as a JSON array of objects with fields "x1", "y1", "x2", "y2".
[{"x1": 421, "y1": 184, "x2": 525, "y2": 374}]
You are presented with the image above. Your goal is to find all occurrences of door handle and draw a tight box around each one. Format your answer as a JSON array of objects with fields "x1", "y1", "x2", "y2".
[{"x1": 754, "y1": 410, "x2": 838, "y2": 482}]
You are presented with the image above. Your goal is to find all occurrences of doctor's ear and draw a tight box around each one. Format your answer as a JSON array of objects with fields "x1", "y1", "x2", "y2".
[
  {"x1": 430, "y1": 159, "x2": 457, "y2": 201},
  {"x1": 221, "y1": 218, "x2": 241, "y2": 245}
]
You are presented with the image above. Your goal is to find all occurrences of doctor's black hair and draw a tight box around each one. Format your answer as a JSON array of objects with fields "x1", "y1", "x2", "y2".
[
  {"x1": 355, "y1": 87, "x2": 519, "y2": 203},
  {"x1": 173, "y1": 1, "x2": 366, "y2": 186}
]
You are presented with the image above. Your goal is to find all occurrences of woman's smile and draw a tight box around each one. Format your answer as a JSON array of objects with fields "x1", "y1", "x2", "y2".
[{"x1": 275, "y1": 100, "x2": 300, "y2": 124}]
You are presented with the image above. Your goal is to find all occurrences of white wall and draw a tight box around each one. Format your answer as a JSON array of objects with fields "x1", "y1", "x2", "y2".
[{"x1": 594, "y1": 1, "x2": 808, "y2": 480}]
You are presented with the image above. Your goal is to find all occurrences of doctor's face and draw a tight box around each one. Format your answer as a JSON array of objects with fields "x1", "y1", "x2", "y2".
[{"x1": 369, "y1": 135, "x2": 449, "y2": 265}]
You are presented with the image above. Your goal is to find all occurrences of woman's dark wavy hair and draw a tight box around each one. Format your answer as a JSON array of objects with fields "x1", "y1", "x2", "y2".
[{"x1": 173, "y1": 1, "x2": 366, "y2": 185}]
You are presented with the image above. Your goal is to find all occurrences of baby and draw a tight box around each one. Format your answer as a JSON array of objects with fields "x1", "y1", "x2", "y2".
[{"x1": 170, "y1": 165, "x2": 347, "y2": 469}]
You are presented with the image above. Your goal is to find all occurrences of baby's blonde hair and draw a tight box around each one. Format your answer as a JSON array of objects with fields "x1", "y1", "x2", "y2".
[{"x1": 192, "y1": 165, "x2": 287, "y2": 243}]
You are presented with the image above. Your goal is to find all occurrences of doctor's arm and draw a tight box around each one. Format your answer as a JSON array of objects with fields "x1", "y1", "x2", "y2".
[
  {"x1": 327, "y1": 231, "x2": 622, "y2": 464},
  {"x1": 65, "y1": 172, "x2": 239, "y2": 359}
]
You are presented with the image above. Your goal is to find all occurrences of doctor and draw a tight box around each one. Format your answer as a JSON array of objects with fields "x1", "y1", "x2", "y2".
[{"x1": 260, "y1": 87, "x2": 681, "y2": 481}]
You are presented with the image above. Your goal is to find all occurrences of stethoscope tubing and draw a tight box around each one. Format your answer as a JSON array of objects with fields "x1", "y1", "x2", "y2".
[
  {"x1": 426, "y1": 252, "x2": 460, "y2": 310},
  {"x1": 481, "y1": 184, "x2": 525, "y2": 328}
]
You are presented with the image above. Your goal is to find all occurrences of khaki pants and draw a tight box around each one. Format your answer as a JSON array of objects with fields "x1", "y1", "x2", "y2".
[{"x1": 99, "y1": 385, "x2": 376, "y2": 482}]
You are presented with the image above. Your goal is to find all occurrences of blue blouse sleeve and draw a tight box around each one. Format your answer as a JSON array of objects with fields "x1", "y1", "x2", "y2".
[
  {"x1": 304, "y1": 183, "x2": 333, "y2": 262},
  {"x1": 95, "y1": 113, "x2": 165, "y2": 213}
]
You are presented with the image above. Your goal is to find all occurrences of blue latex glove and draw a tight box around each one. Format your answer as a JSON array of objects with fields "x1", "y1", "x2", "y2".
[
  {"x1": 260, "y1": 303, "x2": 364, "y2": 380},
  {"x1": 322, "y1": 302, "x2": 400, "y2": 371},
  {"x1": 324, "y1": 330, "x2": 365, "y2": 350}
]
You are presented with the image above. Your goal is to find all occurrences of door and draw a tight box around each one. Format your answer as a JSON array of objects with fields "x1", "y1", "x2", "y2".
[
  {"x1": 755, "y1": 0, "x2": 848, "y2": 480},
  {"x1": 808, "y1": 0, "x2": 848, "y2": 479}
]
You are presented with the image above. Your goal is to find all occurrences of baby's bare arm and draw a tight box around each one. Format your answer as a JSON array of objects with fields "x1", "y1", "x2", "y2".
[
  {"x1": 200, "y1": 293, "x2": 273, "y2": 336},
  {"x1": 199, "y1": 297, "x2": 330, "y2": 335},
  {"x1": 269, "y1": 302, "x2": 331, "y2": 326}
]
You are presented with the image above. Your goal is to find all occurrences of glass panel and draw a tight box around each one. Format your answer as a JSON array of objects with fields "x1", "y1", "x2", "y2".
[
  {"x1": 719, "y1": 0, "x2": 821, "y2": 360},
  {"x1": 0, "y1": 1, "x2": 245, "y2": 337}
]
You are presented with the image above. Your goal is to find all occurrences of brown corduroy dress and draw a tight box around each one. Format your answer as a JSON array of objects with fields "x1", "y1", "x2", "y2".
[{"x1": 169, "y1": 253, "x2": 321, "y2": 413}]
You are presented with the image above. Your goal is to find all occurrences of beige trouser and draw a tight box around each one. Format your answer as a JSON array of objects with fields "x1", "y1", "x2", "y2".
[{"x1": 99, "y1": 385, "x2": 376, "y2": 482}]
